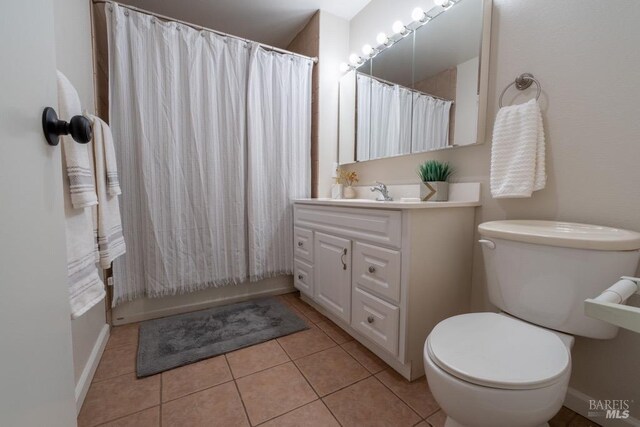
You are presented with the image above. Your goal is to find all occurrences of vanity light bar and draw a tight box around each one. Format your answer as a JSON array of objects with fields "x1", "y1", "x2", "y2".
[{"x1": 339, "y1": 0, "x2": 460, "y2": 73}]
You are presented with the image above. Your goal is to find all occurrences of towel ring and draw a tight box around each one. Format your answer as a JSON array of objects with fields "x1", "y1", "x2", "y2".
[{"x1": 499, "y1": 73, "x2": 541, "y2": 108}]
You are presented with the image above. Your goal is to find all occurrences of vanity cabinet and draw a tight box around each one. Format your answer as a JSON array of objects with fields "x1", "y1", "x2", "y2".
[{"x1": 293, "y1": 200, "x2": 477, "y2": 380}]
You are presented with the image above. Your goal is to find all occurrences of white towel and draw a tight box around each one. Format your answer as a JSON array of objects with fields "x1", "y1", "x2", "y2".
[
  {"x1": 57, "y1": 71, "x2": 98, "y2": 208},
  {"x1": 490, "y1": 99, "x2": 546, "y2": 198},
  {"x1": 57, "y1": 71, "x2": 105, "y2": 319},
  {"x1": 89, "y1": 115, "x2": 126, "y2": 269}
]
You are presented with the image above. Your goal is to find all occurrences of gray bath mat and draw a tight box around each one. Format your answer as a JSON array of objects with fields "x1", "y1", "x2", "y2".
[{"x1": 136, "y1": 297, "x2": 308, "y2": 377}]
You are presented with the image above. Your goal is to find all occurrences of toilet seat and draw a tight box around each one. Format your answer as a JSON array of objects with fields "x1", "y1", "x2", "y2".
[{"x1": 427, "y1": 313, "x2": 570, "y2": 390}]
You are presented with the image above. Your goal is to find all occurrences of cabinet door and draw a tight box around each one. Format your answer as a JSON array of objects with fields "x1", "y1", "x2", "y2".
[{"x1": 314, "y1": 232, "x2": 352, "y2": 323}]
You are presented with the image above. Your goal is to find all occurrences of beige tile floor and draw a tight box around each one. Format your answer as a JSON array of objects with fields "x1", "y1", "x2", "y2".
[{"x1": 78, "y1": 292, "x2": 601, "y2": 427}]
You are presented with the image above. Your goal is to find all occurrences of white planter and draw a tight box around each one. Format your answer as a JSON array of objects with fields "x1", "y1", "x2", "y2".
[
  {"x1": 343, "y1": 186, "x2": 356, "y2": 199},
  {"x1": 420, "y1": 181, "x2": 449, "y2": 201}
]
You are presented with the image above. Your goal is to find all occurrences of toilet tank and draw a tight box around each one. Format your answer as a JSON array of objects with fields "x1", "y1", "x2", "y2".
[{"x1": 478, "y1": 220, "x2": 640, "y2": 339}]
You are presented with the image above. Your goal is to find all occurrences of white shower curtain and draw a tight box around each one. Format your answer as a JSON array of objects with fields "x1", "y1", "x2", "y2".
[
  {"x1": 107, "y1": 4, "x2": 311, "y2": 303},
  {"x1": 246, "y1": 45, "x2": 312, "y2": 280},
  {"x1": 412, "y1": 93, "x2": 453, "y2": 152},
  {"x1": 368, "y1": 76, "x2": 412, "y2": 160}
]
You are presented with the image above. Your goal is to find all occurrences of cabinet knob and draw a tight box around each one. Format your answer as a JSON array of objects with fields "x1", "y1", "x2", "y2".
[
  {"x1": 298, "y1": 241, "x2": 303, "y2": 247},
  {"x1": 298, "y1": 274, "x2": 304, "y2": 280},
  {"x1": 368, "y1": 266, "x2": 376, "y2": 273},
  {"x1": 367, "y1": 316, "x2": 374, "y2": 324}
]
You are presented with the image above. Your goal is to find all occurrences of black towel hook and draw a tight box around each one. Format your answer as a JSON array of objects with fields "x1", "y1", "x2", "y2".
[{"x1": 42, "y1": 107, "x2": 92, "y2": 146}]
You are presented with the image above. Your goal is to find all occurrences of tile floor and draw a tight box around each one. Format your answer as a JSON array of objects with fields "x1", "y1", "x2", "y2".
[{"x1": 78, "y1": 292, "x2": 601, "y2": 427}]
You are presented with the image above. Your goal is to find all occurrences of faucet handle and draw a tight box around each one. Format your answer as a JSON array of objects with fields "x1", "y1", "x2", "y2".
[{"x1": 373, "y1": 181, "x2": 387, "y2": 189}]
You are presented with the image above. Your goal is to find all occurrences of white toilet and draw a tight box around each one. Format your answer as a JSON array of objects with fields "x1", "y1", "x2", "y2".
[{"x1": 424, "y1": 220, "x2": 640, "y2": 427}]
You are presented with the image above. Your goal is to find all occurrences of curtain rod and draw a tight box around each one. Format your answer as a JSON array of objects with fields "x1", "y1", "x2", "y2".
[
  {"x1": 92, "y1": 0, "x2": 319, "y2": 64},
  {"x1": 357, "y1": 71, "x2": 454, "y2": 103}
]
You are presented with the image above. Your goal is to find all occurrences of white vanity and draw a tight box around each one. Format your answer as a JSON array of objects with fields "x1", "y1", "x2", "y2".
[{"x1": 292, "y1": 184, "x2": 480, "y2": 380}]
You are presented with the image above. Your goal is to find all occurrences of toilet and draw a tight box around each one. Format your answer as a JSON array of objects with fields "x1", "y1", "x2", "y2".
[{"x1": 424, "y1": 220, "x2": 640, "y2": 427}]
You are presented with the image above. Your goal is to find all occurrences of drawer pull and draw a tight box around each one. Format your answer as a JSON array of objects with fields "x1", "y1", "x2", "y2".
[
  {"x1": 368, "y1": 265, "x2": 376, "y2": 273},
  {"x1": 298, "y1": 274, "x2": 304, "y2": 280},
  {"x1": 298, "y1": 241, "x2": 304, "y2": 247},
  {"x1": 341, "y1": 248, "x2": 348, "y2": 270},
  {"x1": 367, "y1": 316, "x2": 374, "y2": 324}
]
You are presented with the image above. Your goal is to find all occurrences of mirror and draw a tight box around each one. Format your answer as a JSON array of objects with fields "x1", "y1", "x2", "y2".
[{"x1": 338, "y1": 0, "x2": 491, "y2": 165}]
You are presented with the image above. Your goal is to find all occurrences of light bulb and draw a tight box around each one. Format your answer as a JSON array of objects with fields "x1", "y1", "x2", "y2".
[
  {"x1": 349, "y1": 53, "x2": 361, "y2": 65},
  {"x1": 434, "y1": 0, "x2": 451, "y2": 6},
  {"x1": 362, "y1": 44, "x2": 374, "y2": 57},
  {"x1": 376, "y1": 32, "x2": 389, "y2": 45},
  {"x1": 411, "y1": 7, "x2": 426, "y2": 22},
  {"x1": 339, "y1": 62, "x2": 350, "y2": 73},
  {"x1": 392, "y1": 20, "x2": 406, "y2": 34}
]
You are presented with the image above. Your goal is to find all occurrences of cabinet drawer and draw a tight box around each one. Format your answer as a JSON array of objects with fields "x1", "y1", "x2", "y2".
[
  {"x1": 294, "y1": 227, "x2": 313, "y2": 263},
  {"x1": 353, "y1": 242, "x2": 401, "y2": 303},
  {"x1": 294, "y1": 204, "x2": 402, "y2": 248},
  {"x1": 294, "y1": 259, "x2": 314, "y2": 296},
  {"x1": 351, "y1": 287, "x2": 399, "y2": 356}
]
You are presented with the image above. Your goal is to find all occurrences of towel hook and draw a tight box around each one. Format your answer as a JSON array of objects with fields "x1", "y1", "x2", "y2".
[
  {"x1": 499, "y1": 73, "x2": 541, "y2": 108},
  {"x1": 42, "y1": 107, "x2": 92, "y2": 146}
]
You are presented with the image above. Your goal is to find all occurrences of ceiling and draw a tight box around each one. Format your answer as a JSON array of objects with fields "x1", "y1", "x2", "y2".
[{"x1": 119, "y1": 0, "x2": 372, "y2": 48}]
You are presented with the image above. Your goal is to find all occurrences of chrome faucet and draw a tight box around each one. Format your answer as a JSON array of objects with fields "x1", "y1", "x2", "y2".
[{"x1": 370, "y1": 181, "x2": 392, "y2": 201}]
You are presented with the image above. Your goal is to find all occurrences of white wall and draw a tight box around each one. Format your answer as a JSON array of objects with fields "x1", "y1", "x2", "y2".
[
  {"x1": 346, "y1": 0, "x2": 640, "y2": 419},
  {"x1": 0, "y1": 1, "x2": 77, "y2": 425},
  {"x1": 53, "y1": 0, "x2": 109, "y2": 409},
  {"x1": 317, "y1": 11, "x2": 350, "y2": 196},
  {"x1": 453, "y1": 56, "x2": 479, "y2": 146}
]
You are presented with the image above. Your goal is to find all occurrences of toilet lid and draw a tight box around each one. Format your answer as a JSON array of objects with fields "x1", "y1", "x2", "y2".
[{"x1": 427, "y1": 313, "x2": 570, "y2": 390}]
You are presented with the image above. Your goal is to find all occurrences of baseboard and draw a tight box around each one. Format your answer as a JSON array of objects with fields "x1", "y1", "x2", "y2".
[
  {"x1": 112, "y1": 285, "x2": 295, "y2": 325},
  {"x1": 75, "y1": 323, "x2": 110, "y2": 414},
  {"x1": 565, "y1": 387, "x2": 640, "y2": 427}
]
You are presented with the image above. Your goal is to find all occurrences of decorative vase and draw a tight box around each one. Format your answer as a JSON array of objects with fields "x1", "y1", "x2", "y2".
[
  {"x1": 343, "y1": 186, "x2": 356, "y2": 199},
  {"x1": 331, "y1": 183, "x2": 344, "y2": 199},
  {"x1": 420, "y1": 181, "x2": 449, "y2": 201}
]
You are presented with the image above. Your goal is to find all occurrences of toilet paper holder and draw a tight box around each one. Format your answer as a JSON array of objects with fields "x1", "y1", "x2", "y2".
[{"x1": 585, "y1": 276, "x2": 640, "y2": 334}]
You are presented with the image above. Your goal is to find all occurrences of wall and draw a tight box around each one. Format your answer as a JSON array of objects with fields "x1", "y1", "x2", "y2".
[
  {"x1": 0, "y1": 1, "x2": 77, "y2": 425},
  {"x1": 346, "y1": 0, "x2": 640, "y2": 421},
  {"x1": 317, "y1": 11, "x2": 351, "y2": 197},
  {"x1": 53, "y1": 0, "x2": 109, "y2": 411},
  {"x1": 287, "y1": 12, "x2": 320, "y2": 197},
  {"x1": 453, "y1": 56, "x2": 479, "y2": 146}
]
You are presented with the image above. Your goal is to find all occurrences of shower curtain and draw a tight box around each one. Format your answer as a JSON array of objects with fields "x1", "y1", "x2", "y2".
[
  {"x1": 412, "y1": 93, "x2": 453, "y2": 152},
  {"x1": 107, "y1": 4, "x2": 312, "y2": 303},
  {"x1": 246, "y1": 47, "x2": 312, "y2": 280},
  {"x1": 359, "y1": 75, "x2": 412, "y2": 161}
]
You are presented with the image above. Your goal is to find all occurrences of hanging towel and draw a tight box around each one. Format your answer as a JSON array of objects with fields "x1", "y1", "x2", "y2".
[
  {"x1": 57, "y1": 71, "x2": 98, "y2": 208},
  {"x1": 490, "y1": 99, "x2": 546, "y2": 198},
  {"x1": 88, "y1": 114, "x2": 126, "y2": 269},
  {"x1": 57, "y1": 70, "x2": 105, "y2": 319}
]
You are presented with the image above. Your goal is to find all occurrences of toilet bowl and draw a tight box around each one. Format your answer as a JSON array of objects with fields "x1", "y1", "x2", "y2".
[
  {"x1": 423, "y1": 220, "x2": 640, "y2": 427},
  {"x1": 424, "y1": 313, "x2": 572, "y2": 427}
]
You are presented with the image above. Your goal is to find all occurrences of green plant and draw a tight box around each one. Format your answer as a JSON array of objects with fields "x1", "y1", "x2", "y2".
[{"x1": 417, "y1": 160, "x2": 453, "y2": 182}]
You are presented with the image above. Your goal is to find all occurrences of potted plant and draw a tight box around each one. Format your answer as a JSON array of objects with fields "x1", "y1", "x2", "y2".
[
  {"x1": 337, "y1": 170, "x2": 359, "y2": 199},
  {"x1": 417, "y1": 160, "x2": 453, "y2": 201}
]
